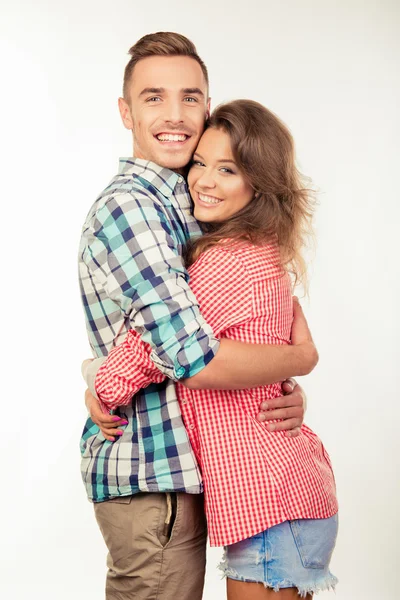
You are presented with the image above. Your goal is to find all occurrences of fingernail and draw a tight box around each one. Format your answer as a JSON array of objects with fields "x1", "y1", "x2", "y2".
[
  {"x1": 116, "y1": 431, "x2": 123, "y2": 436},
  {"x1": 257, "y1": 413, "x2": 266, "y2": 422},
  {"x1": 267, "y1": 424, "x2": 276, "y2": 432},
  {"x1": 112, "y1": 416, "x2": 121, "y2": 422},
  {"x1": 121, "y1": 420, "x2": 129, "y2": 425},
  {"x1": 108, "y1": 437, "x2": 115, "y2": 442},
  {"x1": 260, "y1": 402, "x2": 269, "y2": 410}
]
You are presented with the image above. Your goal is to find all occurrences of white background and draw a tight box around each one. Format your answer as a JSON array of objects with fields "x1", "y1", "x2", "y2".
[{"x1": 0, "y1": 1, "x2": 399, "y2": 598}]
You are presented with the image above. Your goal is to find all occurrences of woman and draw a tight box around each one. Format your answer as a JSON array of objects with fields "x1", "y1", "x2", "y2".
[{"x1": 84, "y1": 100, "x2": 338, "y2": 598}]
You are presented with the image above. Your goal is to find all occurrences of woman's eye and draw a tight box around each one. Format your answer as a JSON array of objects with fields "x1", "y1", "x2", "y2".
[
  {"x1": 192, "y1": 160, "x2": 205, "y2": 167},
  {"x1": 220, "y1": 167, "x2": 234, "y2": 174}
]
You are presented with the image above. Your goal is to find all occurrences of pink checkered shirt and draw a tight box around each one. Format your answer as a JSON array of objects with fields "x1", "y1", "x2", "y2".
[{"x1": 95, "y1": 243, "x2": 338, "y2": 546}]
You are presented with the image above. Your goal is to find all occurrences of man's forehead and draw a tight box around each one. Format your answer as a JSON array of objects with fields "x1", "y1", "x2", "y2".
[{"x1": 130, "y1": 55, "x2": 208, "y2": 94}]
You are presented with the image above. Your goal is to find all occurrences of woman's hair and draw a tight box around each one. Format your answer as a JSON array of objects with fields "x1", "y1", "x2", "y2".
[{"x1": 186, "y1": 99, "x2": 315, "y2": 289}]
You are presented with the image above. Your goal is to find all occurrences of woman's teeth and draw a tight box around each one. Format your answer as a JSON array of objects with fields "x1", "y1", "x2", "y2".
[
  {"x1": 198, "y1": 193, "x2": 222, "y2": 205},
  {"x1": 157, "y1": 134, "x2": 187, "y2": 142}
]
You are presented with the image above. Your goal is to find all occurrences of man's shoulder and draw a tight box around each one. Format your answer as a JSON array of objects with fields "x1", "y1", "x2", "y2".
[{"x1": 84, "y1": 173, "x2": 170, "y2": 226}]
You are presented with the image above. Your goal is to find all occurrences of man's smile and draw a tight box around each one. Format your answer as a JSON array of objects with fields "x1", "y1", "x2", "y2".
[{"x1": 155, "y1": 132, "x2": 189, "y2": 142}]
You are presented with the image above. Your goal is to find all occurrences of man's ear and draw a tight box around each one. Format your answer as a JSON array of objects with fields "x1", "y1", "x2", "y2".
[
  {"x1": 206, "y1": 97, "x2": 211, "y2": 120},
  {"x1": 118, "y1": 97, "x2": 134, "y2": 130}
]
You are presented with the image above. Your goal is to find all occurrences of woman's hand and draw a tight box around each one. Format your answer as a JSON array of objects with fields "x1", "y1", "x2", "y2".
[{"x1": 84, "y1": 388, "x2": 128, "y2": 442}]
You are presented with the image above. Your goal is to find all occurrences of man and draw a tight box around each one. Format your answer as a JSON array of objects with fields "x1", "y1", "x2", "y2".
[{"x1": 79, "y1": 32, "x2": 317, "y2": 600}]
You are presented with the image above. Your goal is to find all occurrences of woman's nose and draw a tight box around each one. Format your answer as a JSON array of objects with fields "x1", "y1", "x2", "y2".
[{"x1": 196, "y1": 169, "x2": 216, "y2": 189}]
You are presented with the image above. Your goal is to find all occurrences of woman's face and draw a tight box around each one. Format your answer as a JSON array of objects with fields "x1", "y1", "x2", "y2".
[{"x1": 188, "y1": 127, "x2": 254, "y2": 223}]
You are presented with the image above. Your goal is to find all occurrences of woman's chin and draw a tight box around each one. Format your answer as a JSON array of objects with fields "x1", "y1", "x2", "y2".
[{"x1": 193, "y1": 207, "x2": 218, "y2": 222}]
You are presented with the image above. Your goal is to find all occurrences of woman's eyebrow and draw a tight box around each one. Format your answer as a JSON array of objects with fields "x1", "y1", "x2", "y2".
[
  {"x1": 193, "y1": 153, "x2": 236, "y2": 165},
  {"x1": 194, "y1": 153, "x2": 235, "y2": 162}
]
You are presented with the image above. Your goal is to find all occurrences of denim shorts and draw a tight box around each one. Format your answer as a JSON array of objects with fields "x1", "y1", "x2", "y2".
[{"x1": 219, "y1": 514, "x2": 338, "y2": 597}]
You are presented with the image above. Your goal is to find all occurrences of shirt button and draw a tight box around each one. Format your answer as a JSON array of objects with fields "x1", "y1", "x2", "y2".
[
  {"x1": 188, "y1": 424, "x2": 195, "y2": 430},
  {"x1": 177, "y1": 176, "x2": 183, "y2": 183},
  {"x1": 181, "y1": 399, "x2": 187, "y2": 405}
]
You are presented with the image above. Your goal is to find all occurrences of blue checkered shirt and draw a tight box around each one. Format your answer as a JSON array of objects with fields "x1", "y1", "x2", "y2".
[{"x1": 79, "y1": 158, "x2": 219, "y2": 502}]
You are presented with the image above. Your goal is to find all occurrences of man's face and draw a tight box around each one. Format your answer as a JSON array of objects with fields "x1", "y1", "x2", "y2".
[{"x1": 119, "y1": 55, "x2": 210, "y2": 171}]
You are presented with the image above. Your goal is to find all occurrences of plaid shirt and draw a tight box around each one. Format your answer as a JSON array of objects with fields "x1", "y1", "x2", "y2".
[
  {"x1": 78, "y1": 158, "x2": 219, "y2": 502},
  {"x1": 88, "y1": 243, "x2": 338, "y2": 546}
]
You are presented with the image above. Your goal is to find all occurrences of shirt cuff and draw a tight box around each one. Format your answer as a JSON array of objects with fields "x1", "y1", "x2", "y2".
[{"x1": 149, "y1": 336, "x2": 220, "y2": 381}]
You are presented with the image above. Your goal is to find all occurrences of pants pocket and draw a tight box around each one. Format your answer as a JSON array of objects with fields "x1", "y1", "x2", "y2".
[
  {"x1": 290, "y1": 514, "x2": 338, "y2": 569},
  {"x1": 157, "y1": 493, "x2": 178, "y2": 548}
]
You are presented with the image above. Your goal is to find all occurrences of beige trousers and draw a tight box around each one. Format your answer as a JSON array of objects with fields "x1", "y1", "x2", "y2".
[{"x1": 94, "y1": 492, "x2": 207, "y2": 600}]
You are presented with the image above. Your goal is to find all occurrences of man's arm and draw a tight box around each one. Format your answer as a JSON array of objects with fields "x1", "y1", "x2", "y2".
[
  {"x1": 86, "y1": 192, "x2": 315, "y2": 392},
  {"x1": 86, "y1": 190, "x2": 219, "y2": 380},
  {"x1": 82, "y1": 302, "x2": 310, "y2": 438},
  {"x1": 84, "y1": 234, "x2": 316, "y2": 417},
  {"x1": 86, "y1": 309, "x2": 316, "y2": 411},
  {"x1": 83, "y1": 378, "x2": 307, "y2": 441}
]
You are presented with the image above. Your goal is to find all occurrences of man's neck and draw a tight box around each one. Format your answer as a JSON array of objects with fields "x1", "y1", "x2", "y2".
[
  {"x1": 175, "y1": 166, "x2": 189, "y2": 178},
  {"x1": 132, "y1": 152, "x2": 189, "y2": 179}
]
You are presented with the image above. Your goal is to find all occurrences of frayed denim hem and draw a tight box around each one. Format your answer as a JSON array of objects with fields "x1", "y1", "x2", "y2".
[{"x1": 218, "y1": 550, "x2": 338, "y2": 596}]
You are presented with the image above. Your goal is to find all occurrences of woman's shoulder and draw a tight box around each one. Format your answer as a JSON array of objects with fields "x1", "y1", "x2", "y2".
[
  {"x1": 190, "y1": 241, "x2": 284, "y2": 281},
  {"x1": 189, "y1": 242, "x2": 250, "y2": 277}
]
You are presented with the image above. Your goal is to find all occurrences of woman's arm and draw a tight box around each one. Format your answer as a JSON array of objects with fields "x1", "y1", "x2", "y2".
[{"x1": 84, "y1": 248, "x2": 316, "y2": 413}]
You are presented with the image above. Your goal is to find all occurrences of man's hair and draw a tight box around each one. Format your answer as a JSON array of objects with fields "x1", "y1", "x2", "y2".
[{"x1": 123, "y1": 32, "x2": 209, "y2": 100}]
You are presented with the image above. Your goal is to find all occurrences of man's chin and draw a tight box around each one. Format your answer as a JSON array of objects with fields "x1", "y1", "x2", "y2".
[{"x1": 151, "y1": 147, "x2": 194, "y2": 172}]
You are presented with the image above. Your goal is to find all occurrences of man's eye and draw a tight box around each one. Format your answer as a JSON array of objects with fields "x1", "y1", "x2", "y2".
[
  {"x1": 184, "y1": 97, "x2": 198, "y2": 103},
  {"x1": 147, "y1": 97, "x2": 162, "y2": 102}
]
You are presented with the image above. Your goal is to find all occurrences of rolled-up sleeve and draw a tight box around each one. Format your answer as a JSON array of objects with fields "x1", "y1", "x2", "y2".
[{"x1": 88, "y1": 190, "x2": 219, "y2": 382}]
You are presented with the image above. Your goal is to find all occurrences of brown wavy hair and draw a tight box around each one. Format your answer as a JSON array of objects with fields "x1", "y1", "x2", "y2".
[{"x1": 185, "y1": 99, "x2": 315, "y2": 290}]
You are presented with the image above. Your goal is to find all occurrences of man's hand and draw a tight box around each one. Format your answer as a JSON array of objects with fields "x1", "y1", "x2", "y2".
[
  {"x1": 256, "y1": 379, "x2": 307, "y2": 438},
  {"x1": 85, "y1": 388, "x2": 128, "y2": 442}
]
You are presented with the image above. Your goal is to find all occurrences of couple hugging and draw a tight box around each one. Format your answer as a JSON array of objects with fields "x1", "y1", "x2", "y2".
[{"x1": 79, "y1": 31, "x2": 338, "y2": 600}]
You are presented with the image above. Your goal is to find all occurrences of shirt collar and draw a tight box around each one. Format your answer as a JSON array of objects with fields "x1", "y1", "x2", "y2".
[{"x1": 118, "y1": 158, "x2": 185, "y2": 199}]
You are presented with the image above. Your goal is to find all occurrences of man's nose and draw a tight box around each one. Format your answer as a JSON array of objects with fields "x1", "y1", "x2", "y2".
[{"x1": 163, "y1": 101, "x2": 184, "y2": 125}]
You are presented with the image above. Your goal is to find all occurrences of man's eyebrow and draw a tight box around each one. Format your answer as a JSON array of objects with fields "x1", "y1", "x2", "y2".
[
  {"x1": 182, "y1": 88, "x2": 205, "y2": 97},
  {"x1": 139, "y1": 87, "x2": 165, "y2": 97}
]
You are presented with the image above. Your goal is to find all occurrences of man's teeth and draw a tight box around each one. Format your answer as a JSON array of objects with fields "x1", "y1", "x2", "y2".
[
  {"x1": 157, "y1": 134, "x2": 187, "y2": 142},
  {"x1": 199, "y1": 193, "x2": 222, "y2": 205}
]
